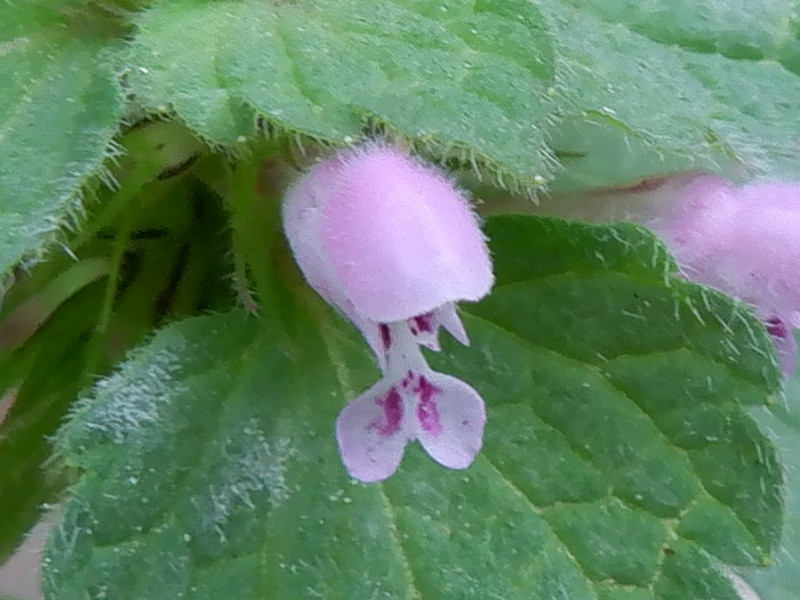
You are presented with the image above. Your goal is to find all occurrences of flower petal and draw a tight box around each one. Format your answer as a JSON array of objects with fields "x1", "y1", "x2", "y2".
[
  {"x1": 319, "y1": 145, "x2": 493, "y2": 322},
  {"x1": 283, "y1": 159, "x2": 386, "y2": 360},
  {"x1": 715, "y1": 183, "x2": 800, "y2": 315},
  {"x1": 335, "y1": 380, "x2": 411, "y2": 482},
  {"x1": 436, "y1": 302, "x2": 470, "y2": 346},
  {"x1": 410, "y1": 372, "x2": 486, "y2": 470},
  {"x1": 407, "y1": 312, "x2": 441, "y2": 351},
  {"x1": 283, "y1": 146, "x2": 492, "y2": 364}
]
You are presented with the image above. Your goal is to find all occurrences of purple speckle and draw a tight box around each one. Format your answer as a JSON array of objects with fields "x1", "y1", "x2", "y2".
[
  {"x1": 411, "y1": 312, "x2": 435, "y2": 334},
  {"x1": 414, "y1": 375, "x2": 443, "y2": 435},
  {"x1": 379, "y1": 323, "x2": 392, "y2": 350},
  {"x1": 766, "y1": 316, "x2": 789, "y2": 340},
  {"x1": 372, "y1": 388, "x2": 403, "y2": 437}
]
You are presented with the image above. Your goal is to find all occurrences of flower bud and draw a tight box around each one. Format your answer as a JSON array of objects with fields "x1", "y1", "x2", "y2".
[{"x1": 573, "y1": 174, "x2": 800, "y2": 374}]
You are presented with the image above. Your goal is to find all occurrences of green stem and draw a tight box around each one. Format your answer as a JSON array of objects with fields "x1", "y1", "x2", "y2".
[
  {"x1": 226, "y1": 156, "x2": 290, "y2": 314},
  {"x1": 79, "y1": 203, "x2": 136, "y2": 388}
]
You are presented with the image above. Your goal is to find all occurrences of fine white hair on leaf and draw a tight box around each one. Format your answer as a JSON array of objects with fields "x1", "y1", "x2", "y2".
[
  {"x1": 77, "y1": 346, "x2": 187, "y2": 445},
  {"x1": 207, "y1": 419, "x2": 296, "y2": 528}
]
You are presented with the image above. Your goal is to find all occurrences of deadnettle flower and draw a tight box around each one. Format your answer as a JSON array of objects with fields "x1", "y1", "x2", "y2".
[
  {"x1": 579, "y1": 175, "x2": 800, "y2": 375},
  {"x1": 282, "y1": 144, "x2": 493, "y2": 482}
]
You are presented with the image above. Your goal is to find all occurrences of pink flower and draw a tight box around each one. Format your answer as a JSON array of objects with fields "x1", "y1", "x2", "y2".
[
  {"x1": 591, "y1": 175, "x2": 800, "y2": 375},
  {"x1": 282, "y1": 144, "x2": 493, "y2": 482}
]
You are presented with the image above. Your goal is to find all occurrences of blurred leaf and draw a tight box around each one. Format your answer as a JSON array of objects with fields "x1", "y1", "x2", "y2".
[
  {"x1": 540, "y1": 0, "x2": 800, "y2": 190},
  {"x1": 554, "y1": 0, "x2": 800, "y2": 72},
  {"x1": 0, "y1": 283, "x2": 104, "y2": 562},
  {"x1": 0, "y1": 124, "x2": 233, "y2": 561}
]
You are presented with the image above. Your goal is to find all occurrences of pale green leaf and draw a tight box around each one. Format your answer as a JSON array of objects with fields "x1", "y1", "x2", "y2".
[
  {"x1": 126, "y1": 0, "x2": 557, "y2": 186},
  {"x1": 124, "y1": 0, "x2": 800, "y2": 192},
  {"x1": 539, "y1": 0, "x2": 800, "y2": 190},
  {"x1": 742, "y1": 344, "x2": 800, "y2": 600},
  {"x1": 0, "y1": 3, "x2": 123, "y2": 275},
  {"x1": 555, "y1": 0, "x2": 800, "y2": 71}
]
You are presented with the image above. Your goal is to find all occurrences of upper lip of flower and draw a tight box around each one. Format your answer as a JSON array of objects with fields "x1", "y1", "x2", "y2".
[{"x1": 282, "y1": 144, "x2": 494, "y2": 326}]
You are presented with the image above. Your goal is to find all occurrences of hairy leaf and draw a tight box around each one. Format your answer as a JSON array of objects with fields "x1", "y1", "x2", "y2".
[
  {"x1": 123, "y1": 0, "x2": 800, "y2": 192},
  {"x1": 743, "y1": 349, "x2": 800, "y2": 600},
  {"x1": 0, "y1": 2, "x2": 123, "y2": 275},
  {"x1": 126, "y1": 0, "x2": 556, "y2": 186},
  {"x1": 540, "y1": 0, "x2": 800, "y2": 189},
  {"x1": 44, "y1": 215, "x2": 782, "y2": 599},
  {"x1": 0, "y1": 120, "x2": 231, "y2": 560}
]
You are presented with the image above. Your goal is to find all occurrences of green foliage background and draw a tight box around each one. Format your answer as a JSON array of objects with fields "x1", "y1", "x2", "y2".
[{"x1": 0, "y1": 1, "x2": 798, "y2": 599}]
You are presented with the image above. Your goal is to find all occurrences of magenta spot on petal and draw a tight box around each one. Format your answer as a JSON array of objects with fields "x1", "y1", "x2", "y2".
[
  {"x1": 766, "y1": 316, "x2": 789, "y2": 340},
  {"x1": 415, "y1": 375, "x2": 438, "y2": 403},
  {"x1": 379, "y1": 323, "x2": 392, "y2": 350},
  {"x1": 414, "y1": 375, "x2": 443, "y2": 435},
  {"x1": 411, "y1": 312, "x2": 435, "y2": 334},
  {"x1": 371, "y1": 388, "x2": 403, "y2": 437}
]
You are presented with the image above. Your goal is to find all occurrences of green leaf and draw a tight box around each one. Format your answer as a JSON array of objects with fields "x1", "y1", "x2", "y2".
[
  {"x1": 0, "y1": 119, "x2": 232, "y2": 560},
  {"x1": 0, "y1": 282, "x2": 105, "y2": 562},
  {"x1": 539, "y1": 0, "x2": 800, "y2": 190},
  {"x1": 44, "y1": 215, "x2": 782, "y2": 599},
  {"x1": 554, "y1": 0, "x2": 800, "y2": 71},
  {"x1": 125, "y1": 0, "x2": 800, "y2": 193},
  {"x1": 126, "y1": 0, "x2": 557, "y2": 187},
  {"x1": 742, "y1": 345, "x2": 800, "y2": 600},
  {"x1": 0, "y1": 2, "x2": 124, "y2": 276}
]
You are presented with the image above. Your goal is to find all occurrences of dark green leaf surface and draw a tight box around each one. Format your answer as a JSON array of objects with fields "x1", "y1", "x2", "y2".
[
  {"x1": 0, "y1": 3, "x2": 123, "y2": 276},
  {"x1": 44, "y1": 215, "x2": 782, "y2": 599}
]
